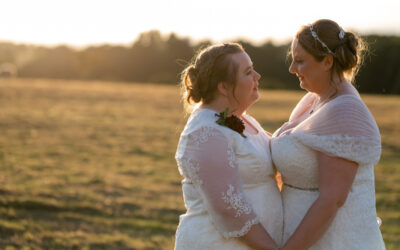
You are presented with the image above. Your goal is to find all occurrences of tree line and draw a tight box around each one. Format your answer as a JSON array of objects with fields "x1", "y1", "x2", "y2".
[{"x1": 0, "y1": 30, "x2": 399, "y2": 94}]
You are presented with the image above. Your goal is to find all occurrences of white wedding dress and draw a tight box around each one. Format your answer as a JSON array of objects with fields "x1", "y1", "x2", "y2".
[
  {"x1": 271, "y1": 83, "x2": 385, "y2": 249},
  {"x1": 175, "y1": 108, "x2": 283, "y2": 249}
]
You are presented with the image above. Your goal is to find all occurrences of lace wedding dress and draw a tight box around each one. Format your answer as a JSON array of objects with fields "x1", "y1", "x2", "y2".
[
  {"x1": 271, "y1": 83, "x2": 385, "y2": 249},
  {"x1": 175, "y1": 108, "x2": 283, "y2": 249}
]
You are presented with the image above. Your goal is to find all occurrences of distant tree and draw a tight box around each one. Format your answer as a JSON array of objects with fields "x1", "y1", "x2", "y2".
[
  {"x1": 20, "y1": 46, "x2": 80, "y2": 79},
  {"x1": 0, "y1": 62, "x2": 18, "y2": 77},
  {"x1": 0, "y1": 32, "x2": 398, "y2": 94},
  {"x1": 356, "y1": 35, "x2": 400, "y2": 94}
]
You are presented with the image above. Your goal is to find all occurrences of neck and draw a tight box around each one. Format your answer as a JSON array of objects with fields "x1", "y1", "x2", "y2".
[
  {"x1": 201, "y1": 97, "x2": 245, "y2": 117},
  {"x1": 315, "y1": 77, "x2": 345, "y2": 102},
  {"x1": 313, "y1": 73, "x2": 348, "y2": 102},
  {"x1": 317, "y1": 85, "x2": 336, "y2": 103}
]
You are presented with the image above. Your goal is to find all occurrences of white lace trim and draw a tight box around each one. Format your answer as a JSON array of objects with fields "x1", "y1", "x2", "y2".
[
  {"x1": 222, "y1": 218, "x2": 259, "y2": 239},
  {"x1": 177, "y1": 158, "x2": 203, "y2": 185},
  {"x1": 227, "y1": 145, "x2": 236, "y2": 168},
  {"x1": 222, "y1": 185, "x2": 252, "y2": 217},
  {"x1": 190, "y1": 126, "x2": 218, "y2": 146},
  {"x1": 293, "y1": 133, "x2": 381, "y2": 165},
  {"x1": 188, "y1": 126, "x2": 237, "y2": 168}
]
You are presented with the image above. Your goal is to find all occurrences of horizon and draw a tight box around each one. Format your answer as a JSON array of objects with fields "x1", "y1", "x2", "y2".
[
  {"x1": 1, "y1": 0, "x2": 400, "y2": 48},
  {"x1": 1, "y1": 28, "x2": 400, "y2": 50}
]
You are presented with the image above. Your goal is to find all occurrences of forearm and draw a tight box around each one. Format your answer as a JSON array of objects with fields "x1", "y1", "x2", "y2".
[
  {"x1": 281, "y1": 197, "x2": 339, "y2": 250},
  {"x1": 240, "y1": 223, "x2": 278, "y2": 250}
]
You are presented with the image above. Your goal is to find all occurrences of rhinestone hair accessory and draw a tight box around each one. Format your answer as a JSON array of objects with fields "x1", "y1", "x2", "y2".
[
  {"x1": 339, "y1": 29, "x2": 345, "y2": 39},
  {"x1": 309, "y1": 25, "x2": 333, "y2": 54}
]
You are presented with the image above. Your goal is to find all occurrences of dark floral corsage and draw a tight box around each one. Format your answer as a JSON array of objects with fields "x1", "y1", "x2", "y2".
[{"x1": 215, "y1": 108, "x2": 246, "y2": 138}]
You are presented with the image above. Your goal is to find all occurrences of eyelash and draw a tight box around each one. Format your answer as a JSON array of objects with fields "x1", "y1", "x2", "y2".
[{"x1": 246, "y1": 68, "x2": 254, "y2": 75}]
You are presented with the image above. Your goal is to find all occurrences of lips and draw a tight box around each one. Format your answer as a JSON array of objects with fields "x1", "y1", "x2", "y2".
[{"x1": 253, "y1": 82, "x2": 259, "y2": 91}]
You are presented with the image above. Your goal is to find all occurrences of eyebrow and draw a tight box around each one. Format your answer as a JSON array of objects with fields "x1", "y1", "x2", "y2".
[
  {"x1": 292, "y1": 54, "x2": 301, "y2": 59},
  {"x1": 244, "y1": 64, "x2": 253, "y2": 72}
]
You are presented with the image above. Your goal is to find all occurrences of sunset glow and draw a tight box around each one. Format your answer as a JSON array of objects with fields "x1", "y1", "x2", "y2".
[{"x1": 1, "y1": 0, "x2": 399, "y2": 47}]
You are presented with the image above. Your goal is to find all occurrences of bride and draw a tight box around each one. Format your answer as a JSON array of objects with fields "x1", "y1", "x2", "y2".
[
  {"x1": 271, "y1": 19, "x2": 385, "y2": 250},
  {"x1": 175, "y1": 43, "x2": 283, "y2": 249}
]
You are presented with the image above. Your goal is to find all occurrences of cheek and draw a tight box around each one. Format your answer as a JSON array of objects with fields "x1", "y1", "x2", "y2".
[
  {"x1": 298, "y1": 63, "x2": 308, "y2": 75},
  {"x1": 300, "y1": 64, "x2": 316, "y2": 83},
  {"x1": 233, "y1": 81, "x2": 250, "y2": 99}
]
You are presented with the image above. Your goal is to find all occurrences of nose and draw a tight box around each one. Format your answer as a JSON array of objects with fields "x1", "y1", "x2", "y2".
[
  {"x1": 254, "y1": 70, "x2": 261, "y2": 81},
  {"x1": 289, "y1": 61, "x2": 296, "y2": 74}
]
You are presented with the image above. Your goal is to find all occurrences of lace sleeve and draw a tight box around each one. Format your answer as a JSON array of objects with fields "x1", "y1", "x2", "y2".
[
  {"x1": 292, "y1": 95, "x2": 381, "y2": 165},
  {"x1": 176, "y1": 126, "x2": 259, "y2": 239}
]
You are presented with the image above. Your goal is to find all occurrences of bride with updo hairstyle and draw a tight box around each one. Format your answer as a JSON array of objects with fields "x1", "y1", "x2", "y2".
[
  {"x1": 181, "y1": 43, "x2": 243, "y2": 110},
  {"x1": 271, "y1": 19, "x2": 385, "y2": 249},
  {"x1": 175, "y1": 43, "x2": 283, "y2": 249}
]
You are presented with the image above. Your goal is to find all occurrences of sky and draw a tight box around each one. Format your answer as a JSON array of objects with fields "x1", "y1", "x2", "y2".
[{"x1": 1, "y1": 0, "x2": 400, "y2": 47}]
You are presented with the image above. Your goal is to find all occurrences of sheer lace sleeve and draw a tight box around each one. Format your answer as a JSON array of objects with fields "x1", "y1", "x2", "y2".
[
  {"x1": 291, "y1": 95, "x2": 381, "y2": 165},
  {"x1": 176, "y1": 126, "x2": 259, "y2": 239}
]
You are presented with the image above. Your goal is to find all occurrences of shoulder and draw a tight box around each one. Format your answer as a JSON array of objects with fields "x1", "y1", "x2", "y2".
[
  {"x1": 182, "y1": 108, "x2": 218, "y2": 133},
  {"x1": 326, "y1": 83, "x2": 364, "y2": 108},
  {"x1": 181, "y1": 108, "x2": 241, "y2": 140},
  {"x1": 323, "y1": 94, "x2": 371, "y2": 116},
  {"x1": 243, "y1": 113, "x2": 262, "y2": 129},
  {"x1": 331, "y1": 93, "x2": 362, "y2": 104},
  {"x1": 243, "y1": 113, "x2": 270, "y2": 137}
]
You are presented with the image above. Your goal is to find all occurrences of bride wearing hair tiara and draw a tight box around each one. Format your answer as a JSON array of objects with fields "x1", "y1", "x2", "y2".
[{"x1": 271, "y1": 19, "x2": 385, "y2": 250}]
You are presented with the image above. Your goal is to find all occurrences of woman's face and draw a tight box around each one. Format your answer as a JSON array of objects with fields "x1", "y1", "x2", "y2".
[
  {"x1": 289, "y1": 39, "x2": 330, "y2": 93},
  {"x1": 229, "y1": 52, "x2": 261, "y2": 112}
]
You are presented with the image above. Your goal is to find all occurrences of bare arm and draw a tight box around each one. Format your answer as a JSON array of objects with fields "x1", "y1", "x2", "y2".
[
  {"x1": 280, "y1": 152, "x2": 358, "y2": 250},
  {"x1": 239, "y1": 224, "x2": 277, "y2": 250}
]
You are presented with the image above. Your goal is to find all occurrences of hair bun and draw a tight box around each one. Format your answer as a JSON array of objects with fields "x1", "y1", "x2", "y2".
[
  {"x1": 296, "y1": 19, "x2": 368, "y2": 83},
  {"x1": 187, "y1": 66, "x2": 198, "y2": 81},
  {"x1": 345, "y1": 32, "x2": 358, "y2": 55},
  {"x1": 180, "y1": 43, "x2": 244, "y2": 111},
  {"x1": 186, "y1": 66, "x2": 202, "y2": 103}
]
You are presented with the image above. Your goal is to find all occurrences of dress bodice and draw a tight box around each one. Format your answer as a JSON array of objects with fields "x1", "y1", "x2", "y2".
[
  {"x1": 270, "y1": 87, "x2": 385, "y2": 249},
  {"x1": 236, "y1": 125, "x2": 275, "y2": 186},
  {"x1": 271, "y1": 133, "x2": 378, "y2": 191},
  {"x1": 175, "y1": 108, "x2": 283, "y2": 249},
  {"x1": 271, "y1": 134, "x2": 318, "y2": 189},
  {"x1": 176, "y1": 108, "x2": 276, "y2": 186}
]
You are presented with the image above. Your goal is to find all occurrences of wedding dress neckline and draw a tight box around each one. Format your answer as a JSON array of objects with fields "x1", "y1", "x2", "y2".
[{"x1": 196, "y1": 107, "x2": 260, "y2": 136}]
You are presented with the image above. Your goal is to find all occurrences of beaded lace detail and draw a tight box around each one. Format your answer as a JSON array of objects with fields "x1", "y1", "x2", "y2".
[
  {"x1": 175, "y1": 111, "x2": 263, "y2": 241},
  {"x1": 222, "y1": 218, "x2": 259, "y2": 239},
  {"x1": 177, "y1": 158, "x2": 202, "y2": 185},
  {"x1": 227, "y1": 145, "x2": 236, "y2": 168},
  {"x1": 190, "y1": 126, "x2": 218, "y2": 146},
  {"x1": 222, "y1": 185, "x2": 253, "y2": 217}
]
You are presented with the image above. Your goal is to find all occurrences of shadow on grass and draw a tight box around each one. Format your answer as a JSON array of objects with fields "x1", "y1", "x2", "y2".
[
  {"x1": 0, "y1": 198, "x2": 109, "y2": 216},
  {"x1": 149, "y1": 207, "x2": 182, "y2": 225},
  {"x1": 126, "y1": 147, "x2": 169, "y2": 161}
]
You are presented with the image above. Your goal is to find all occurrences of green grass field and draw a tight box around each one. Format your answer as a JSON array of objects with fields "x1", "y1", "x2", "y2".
[{"x1": 0, "y1": 78, "x2": 399, "y2": 249}]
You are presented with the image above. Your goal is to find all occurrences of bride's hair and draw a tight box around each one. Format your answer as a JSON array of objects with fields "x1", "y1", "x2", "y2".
[
  {"x1": 294, "y1": 19, "x2": 368, "y2": 85},
  {"x1": 180, "y1": 43, "x2": 244, "y2": 111}
]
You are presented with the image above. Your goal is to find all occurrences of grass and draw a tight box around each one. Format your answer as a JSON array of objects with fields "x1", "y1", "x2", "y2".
[{"x1": 0, "y1": 78, "x2": 399, "y2": 249}]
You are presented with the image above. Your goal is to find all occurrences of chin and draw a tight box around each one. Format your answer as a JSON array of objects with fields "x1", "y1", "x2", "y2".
[
  {"x1": 252, "y1": 93, "x2": 260, "y2": 102},
  {"x1": 254, "y1": 89, "x2": 260, "y2": 97},
  {"x1": 299, "y1": 81, "x2": 309, "y2": 91}
]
